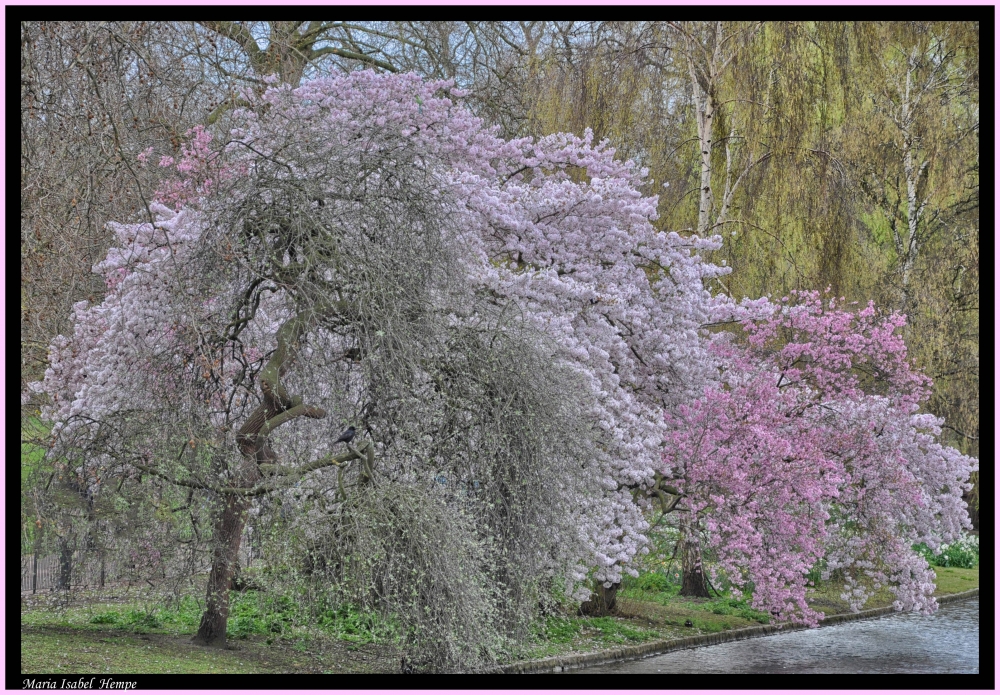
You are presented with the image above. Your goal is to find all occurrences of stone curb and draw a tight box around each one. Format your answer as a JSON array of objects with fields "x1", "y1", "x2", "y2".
[{"x1": 500, "y1": 587, "x2": 979, "y2": 674}]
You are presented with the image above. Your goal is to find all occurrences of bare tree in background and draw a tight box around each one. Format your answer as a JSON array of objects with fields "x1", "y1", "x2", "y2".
[{"x1": 21, "y1": 21, "x2": 556, "y2": 397}]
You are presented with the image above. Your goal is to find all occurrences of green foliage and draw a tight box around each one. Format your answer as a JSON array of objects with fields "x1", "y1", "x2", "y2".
[
  {"x1": 88, "y1": 611, "x2": 119, "y2": 625},
  {"x1": 226, "y1": 591, "x2": 295, "y2": 638},
  {"x1": 534, "y1": 614, "x2": 657, "y2": 647},
  {"x1": 316, "y1": 604, "x2": 397, "y2": 644},
  {"x1": 805, "y1": 560, "x2": 826, "y2": 586},
  {"x1": 124, "y1": 609, "x2": 162, "y2": 630},
  {"x1": 535, "y1": 616, "x2": 581, "y2": 643},
  {"x1": 914, "y1": 534, "x2": 979, "y2": 569},
  {"x1": 80, "y1": 589, "x2": 399, "y2": 643},
  {"x1": 86, "y1": 608, "x2": 162, "y2": 631},
  {"x1": 629, "y1": 571, "x2": 678, "y2": 594},
  {"x1": 703, "y1": 597, "x2": 771, "y2": 624},
  {"x1": 621, "y1": 569, "x2": 770, "y2": 625},
  {"x1": 157, "y1": 596, "x2": 204, "y2": 631},
  {"x1": 582, "y1": 617, "x2": 659, "y2": 644},
  {"x1": 525, "y1": 22, "x2": 980, "y2": 519}
]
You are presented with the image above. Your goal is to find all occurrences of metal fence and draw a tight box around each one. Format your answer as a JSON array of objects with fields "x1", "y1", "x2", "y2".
[
  {"x1": 21, "y1": 532, "x2": 258, "y2": 593},
  {"x1": 20, "y1": 550, "x2": 125, "y2": 593}
]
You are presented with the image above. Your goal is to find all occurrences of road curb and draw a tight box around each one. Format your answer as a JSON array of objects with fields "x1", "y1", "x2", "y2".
[{"x1": 500, "y1": 587, "x2": 979, "y2": 674}]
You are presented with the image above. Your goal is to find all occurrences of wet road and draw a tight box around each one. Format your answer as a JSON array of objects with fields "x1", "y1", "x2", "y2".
[{"x1": 574, "y1": 598, "x2": 979, "y2": 673}]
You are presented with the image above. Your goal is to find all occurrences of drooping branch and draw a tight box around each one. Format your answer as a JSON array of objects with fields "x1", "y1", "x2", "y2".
[
  {"x1": 131, "y1": 459, "x2": 211, "y2": 491},
  {"x1": 941, "y1": 424, "x2": 979, "y2": 441}
]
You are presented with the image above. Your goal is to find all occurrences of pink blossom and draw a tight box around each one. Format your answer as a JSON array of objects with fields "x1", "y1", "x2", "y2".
[{"x1": 663, "y1": 292, "x2": 975, "y2": 624}]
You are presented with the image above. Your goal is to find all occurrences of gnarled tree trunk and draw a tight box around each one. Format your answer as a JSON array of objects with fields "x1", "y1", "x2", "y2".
[
  {"x1": 192, "y1": 309, "x2": 329, "y2": 647},
  {"x1": 192, "y1": 489, "x2": 253, "y2": 647},
  {"x1": 192, "y1": 421, "x2": 270, "y2": 647}
]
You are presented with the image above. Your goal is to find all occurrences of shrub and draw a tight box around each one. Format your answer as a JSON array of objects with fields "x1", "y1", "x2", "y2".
[
  {"x1": 88, "y1": 611, "x2": 119, "y2": 625},
  {"x1": 914, "y1": 534, "x2": 979, "y2": 569}
]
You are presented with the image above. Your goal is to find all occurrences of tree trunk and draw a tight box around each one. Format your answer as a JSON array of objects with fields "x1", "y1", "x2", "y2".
[
  {"x1": 192, "y1": 491, "x2": 251, "y2": 647},
  {"x1": 190, "y1": 311, "x2": 325, "y2": 647},
  {"x1": 579, "y1": 581, "x2": 621, "y2": 616},
  {"x1": 678, "y1": 518, "x2": 710, "y2": 598},
  {"x1": 58, "y1": 536, "x2": 74, "y2": 590}
]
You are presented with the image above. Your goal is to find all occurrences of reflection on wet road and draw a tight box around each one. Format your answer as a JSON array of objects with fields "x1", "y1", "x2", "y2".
[{"x1": 573, "y1": 598, "x2": 978, "y2": 673}]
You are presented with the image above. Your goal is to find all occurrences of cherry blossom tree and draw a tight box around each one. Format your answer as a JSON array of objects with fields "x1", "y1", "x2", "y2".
[
  {"x1": 32, "y1": 71, "x2": 728, "y2": 666},
  {"x1": 660, "y1": 292, "x2": 976, "y2": 623}
]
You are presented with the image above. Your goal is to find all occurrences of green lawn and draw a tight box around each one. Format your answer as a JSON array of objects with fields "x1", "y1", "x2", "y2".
[
  {"x1": 21, "y1": 565, "x2": 978, "y2": 673},
  {"x1": 931, "y1": 565, "x2": 980, "y2": 596},
  {"x1": 515, "y1": 563, "x2": 980, "y2": 663},
  {"x1": 802, "y1": 564, "x2": 979, "y2": 616},
  {"x1": 20, "y1": 591, "x2": 400, "y2": 674}
]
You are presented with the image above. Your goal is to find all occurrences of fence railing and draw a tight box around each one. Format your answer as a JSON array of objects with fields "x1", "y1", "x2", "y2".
[
  {"x1": 20, "y1": 550, "x2": 123, "y2": 593},
  {"x1": 21, "y1": 533, "x2": 257, "y2": 593}
]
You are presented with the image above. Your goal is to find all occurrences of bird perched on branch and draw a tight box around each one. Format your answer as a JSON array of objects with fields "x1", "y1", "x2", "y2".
[{"x1": 334, "y1": 426, "x2": 356, "y2": 446}]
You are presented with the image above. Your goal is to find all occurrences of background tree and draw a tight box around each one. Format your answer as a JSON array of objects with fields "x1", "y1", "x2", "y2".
[
  {"x1": 20, "y1": 20, "x2": 550, "y2": 391},
  {"x1": 838, "y1": 22, "x2": 980, "y2": 519}
]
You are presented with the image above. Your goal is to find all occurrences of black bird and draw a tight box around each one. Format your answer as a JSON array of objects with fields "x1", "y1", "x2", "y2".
[{"x1": 334, "y1": 426, "x2": 356, "y2": 446}]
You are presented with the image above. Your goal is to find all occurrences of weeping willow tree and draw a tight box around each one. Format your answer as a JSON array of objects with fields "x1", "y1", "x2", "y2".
[
  {"x1": 526, "y1": 22, "x2": 888, "y2": 596},
  {"x1": 525, "y1": 22, "x2": 883, "y2": 299},
  {"x1": 837, "y1": 21, "x2": 979, "y2": 519}
]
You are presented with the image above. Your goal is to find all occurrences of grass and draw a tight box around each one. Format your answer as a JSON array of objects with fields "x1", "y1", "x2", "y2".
[
  {"x1": 20, "y1": 625, "x2": 397, "y2": 674},
  {"x1": 515, "y1": 614, "x2": 664, "y2": 660},
  {"x1": 20, "y1": 417, "x2": 50, "y2": 476},
  {"x1": 802, "y1": 563, "x2": 979, "y2": 615},
  {"x1": 20, "y1": 590, "x2": 402, "y2": 674},
  {"x1": 21, "y1": 562, "x2": 979, "y2": 673},
  {"x1": 931, "y1": 565, "x2": 979, "y2": 596},
  {"x1": 515, "y1": 560, "x2": 979, "y2": 664},
  {"x1": 509, "y1": 579, "x2": 774, "y2": 662},
  {"x1": 22, "y1": 628, "x2": 274, "y2": 674},
  {"x1": 21, "y1": 585, "x2": 397, "y2": 643}
]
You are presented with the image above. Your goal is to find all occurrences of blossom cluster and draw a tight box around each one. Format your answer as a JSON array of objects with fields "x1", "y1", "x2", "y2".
[{"x1": 663, "y1": 292, "x2": 976, "y2": 623}]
